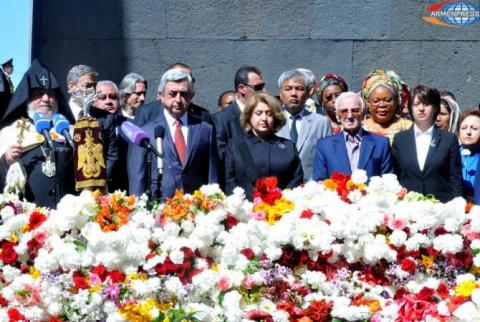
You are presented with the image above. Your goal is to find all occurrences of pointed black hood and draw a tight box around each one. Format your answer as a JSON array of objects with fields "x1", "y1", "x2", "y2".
[{"x1": 0, "y1": 59, "x2": 70, "y2": 127}]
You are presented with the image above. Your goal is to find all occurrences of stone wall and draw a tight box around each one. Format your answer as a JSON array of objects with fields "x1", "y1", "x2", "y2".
[{"x1": 36, "y1": 0, "x2": 479, "y2": 111}]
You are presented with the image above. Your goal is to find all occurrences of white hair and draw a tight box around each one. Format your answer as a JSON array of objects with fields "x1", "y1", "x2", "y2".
[
  {"x1": 335, "y1": 91, "x2": 365, "y2": 111},
  {"x1": 157, "y1": 69, "x2": 194, "y2": 94}
]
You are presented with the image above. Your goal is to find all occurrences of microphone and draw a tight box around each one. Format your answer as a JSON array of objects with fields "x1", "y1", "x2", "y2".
[
  {"x1": 121, "y1": 121, "x2": 163, "y2": 158},
  {"x1": 53, "y1": 113, "x2": 75, "y2": 149},
  {"x1": 154, "y1": 125, "x2": 165, "y2": 174},
  {"x1": 33, "y1": 112, "x2": 54, "y2": 149}
]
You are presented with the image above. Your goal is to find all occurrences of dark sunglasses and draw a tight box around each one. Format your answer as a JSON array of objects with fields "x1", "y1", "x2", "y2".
[{"x1": 244, "y1": 83, "x2": 265, "y2": 91}]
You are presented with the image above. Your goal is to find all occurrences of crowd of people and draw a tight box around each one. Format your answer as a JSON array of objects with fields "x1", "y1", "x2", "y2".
[{"x1": 0, "y1": 58, "x2": 479, "y2": 208}]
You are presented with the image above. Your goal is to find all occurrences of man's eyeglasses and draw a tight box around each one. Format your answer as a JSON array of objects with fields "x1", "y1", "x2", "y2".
[
  {"x1": 244, "y1": 83, "x2": 265, "y2": 91},
  {"x1": 337, "y1": 108, "x2": 362, "y2": 117},
  {"x1": 97, "y1": 94, "x2": 118, "y2": 100}
]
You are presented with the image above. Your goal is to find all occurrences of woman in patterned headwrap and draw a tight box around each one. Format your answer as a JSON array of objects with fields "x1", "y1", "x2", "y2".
[
  {"x1": 315, "y1": 73, "x2": 348, "y2": 134},
  {"x1": 362, "y1": 69, "x2": 412, "y2": 142}
]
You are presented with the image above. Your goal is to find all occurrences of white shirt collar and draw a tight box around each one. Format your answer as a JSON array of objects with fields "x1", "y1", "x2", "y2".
[
  {"x1": 163, "y1": 108, "x2": 188, "y2": 126},
  {"x1": 284, "y1": 107, "x2": 306, "y2": 119},
  {"x1": 414, "y1": 124, "x2": 434, "y2": 137},
  {"x1": 236, "y1": 98, "x2": 245, "y2": 112},
  {"x1": 121, "y1": 109, "x2": 135, "y2": 119}
]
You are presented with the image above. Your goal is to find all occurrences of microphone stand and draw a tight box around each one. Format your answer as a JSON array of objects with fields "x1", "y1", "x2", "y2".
[{"x1": 145, "y1": 150, "x2": 152, "y2": 201}]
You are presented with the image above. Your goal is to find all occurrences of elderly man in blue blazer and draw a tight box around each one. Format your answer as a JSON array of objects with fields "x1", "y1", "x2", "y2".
[
  {"x1": 276, "y1": 69, "x2": 332, "y2": 181},
  {"x1": 313, "y1": 92, "x2": 392, "y2": 180},
  {"x1": 128, "y1": 69, "x2": 219, "y2": 199}
]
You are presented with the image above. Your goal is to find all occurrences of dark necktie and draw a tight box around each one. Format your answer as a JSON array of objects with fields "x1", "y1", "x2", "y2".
[
  {"x1": 290, "y1": 115, "x2": 298, "y2": 145},
  {"x1": 174, "y1": 119, "x2": 187, "y2": 165}
]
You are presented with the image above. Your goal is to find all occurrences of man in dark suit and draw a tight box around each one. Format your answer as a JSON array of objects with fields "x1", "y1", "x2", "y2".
[
  {"x1": 392, "y1": 85, "x2": 462, "y2": 203},
  {"x1": 211, "y1": 65, "x2": 265, "y2": 162},
  {"x1": 134, "y1": 63, "x2": 211, "y2": 125},
  {"x1": 313, "y1": 92, "x2": 392, "y2": 180},
  {"x1": 128, "y1": 69, "x2": 219, "y2": 198}
]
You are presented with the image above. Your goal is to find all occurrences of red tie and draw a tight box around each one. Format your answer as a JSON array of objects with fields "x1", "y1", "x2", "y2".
[{"x1": 174, "y1": 119, "x2": 187, "y2": 165}]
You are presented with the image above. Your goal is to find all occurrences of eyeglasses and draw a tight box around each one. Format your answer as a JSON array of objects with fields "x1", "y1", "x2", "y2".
[
  {"x1": 337, "y1": 108, "x2": 363, "y2": 117},
  {"x1": 244, "y1": 83, "x2": 266, "y2": 91},
  {"x1": 97, "y1": 94, "x2": 118, "y2": 100}
]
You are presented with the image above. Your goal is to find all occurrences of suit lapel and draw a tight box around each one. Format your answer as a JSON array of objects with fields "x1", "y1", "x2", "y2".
[
  {"x1": 297, "y1": 111, "x2": 311, "y2": 152},
  {"x1": 358, "y1": 132, "x2": 374, "y2": 170},
  {"x1": 422, "y1": 128, "x2": 441, "y2": 173},
  {"x1": 184, "y1": 115, "x2": 200, "y2": 168},
  {"x1": 406, "y1": 127, "x2": 422, "y2": 174},
  {"x1": 333, "y1": 133, "x2": 352, "y2": 173}
]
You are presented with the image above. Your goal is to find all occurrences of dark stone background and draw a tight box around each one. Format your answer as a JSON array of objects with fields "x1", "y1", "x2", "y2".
[{"x1": 35, "y1": 0, "x2": 479, "y2": 111}]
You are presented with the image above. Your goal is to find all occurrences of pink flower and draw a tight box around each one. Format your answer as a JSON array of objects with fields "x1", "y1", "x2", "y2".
[
  {"x1": 388, "y1": 218, "x2": 405, "y2": 230},
  {"x1": 462, "y1": 224, "x2": 480, "y2": 241},
  {"x1": 249, "y1": 211, "x2": 265, "y2": 221},
  {"x1": 89, "y1": 273, "x2": 102, "y2": 287},
  {"x1": 105, "y1": 284, "x2": 121, "y2": 301},
  {"x1": 217, "y1": 276, "x2": 232, "y2": 291}
]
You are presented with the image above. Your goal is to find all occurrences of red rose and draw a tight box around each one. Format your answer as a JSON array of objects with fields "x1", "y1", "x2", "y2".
[
  {"x1": 434, "y1": 226, "x2": 448, "y2": 236},
  {"x1": 108, "y1": 271, "x2": 125, "y2": 283},
  {"x1": 394, "y1": 287, "x2": 409, "y2": 300},
  {"x1": 224, "y1": 214, "x2": 239, "y2": 230},
  {"x1": 437, "y1": 283, "x2": 449, "y2": 300},
  {"x1": 300, "y1": 210, "x2": 313, "y2": 219},
  {"x1": 400, "y1": 258, "x2": 416, "y2": 274},
  {"x1": 0, "y1": 246, "x2": 18, "y2": 265},
  {"x1": 240, "y1": 248, "x2": 255, "y2": 260},
  {"x1": 73, "y1": 272, "x2": 89, "y2": 290},
  {"x1": 7, "y1": 308, "x2": 26, "y2": 321},
  {"x1": 417, "y1": 287, "x2": 435, "y2": 302},
  {"x1": 91, "y1": 265, "x2": 108, "y2": 281},
  {"x1": 0, "y1": 295, "x2": 7, "y2": 307}
]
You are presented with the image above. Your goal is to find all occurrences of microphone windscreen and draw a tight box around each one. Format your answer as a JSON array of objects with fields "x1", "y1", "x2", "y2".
[
  {"x1": 154, "y1": 125, "x2": 165, "y2": 139},
  {"x1": 121, "y1": 121, "x2": 149, "y2": 146},
  {"x1": 53, "y1": 113, "x2": 70, "y2": 133},
  {"x1": 33, "y1": 112, "x2": 52, "y2": 133}
]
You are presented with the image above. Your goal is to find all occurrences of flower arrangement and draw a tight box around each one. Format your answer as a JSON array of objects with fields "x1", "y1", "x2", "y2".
[{"x1": 2, "y1": 173, "x2": 480, "y2": 321}]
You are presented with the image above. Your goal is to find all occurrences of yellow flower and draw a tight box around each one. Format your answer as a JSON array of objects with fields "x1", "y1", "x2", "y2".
[
  {"x1": 455, "y1": 279, "x2": 477, "y2": 297},
  {"x1": 323, "y1": 179, "x2": 337, "y2": 190},
  {"x1": 420, "y1": 255, "x2": 434, "y2": 270},
  {"x1": 254, "y1": 198, "x2": 294, "y2": 224},
  {"x1": 10, "y1": 233, "x2": 18, "y2": 243},
  {"x1": 89, "y1": 285, "x2": 102, "y2": 293},
  {"x1": 29, "y1": 266, "x2": 41, "y2": 280}
]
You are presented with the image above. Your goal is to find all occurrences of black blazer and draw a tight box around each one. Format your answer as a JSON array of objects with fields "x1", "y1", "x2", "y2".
[
  {"x1": 392, "y1": 127, "x2": 462, "y2": 203},
  {"x1": 211, "y1": 101, "x2": 246, "y2": 161},
  {"x1": 225, "y1": 133, "x2": 304, "y2": 200}
]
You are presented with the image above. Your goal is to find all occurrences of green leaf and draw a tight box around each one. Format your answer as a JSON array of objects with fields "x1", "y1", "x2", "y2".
[{"x1": 73, "y1": 240, "x2": 87, "y2": 252}]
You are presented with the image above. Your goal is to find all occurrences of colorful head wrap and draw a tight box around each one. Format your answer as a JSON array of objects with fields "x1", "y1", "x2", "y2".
[
  {"x1": 315, "y1": 73, "x2": 348, "y2": 101},
  {"x1": 361, "y1": 69, "x2": 409, "y2": 108}
]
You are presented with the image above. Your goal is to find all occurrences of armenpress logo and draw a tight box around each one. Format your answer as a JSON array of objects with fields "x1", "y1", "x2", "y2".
[{"x1": 422, "y1": 1, "x2": 480, "y2": 27}]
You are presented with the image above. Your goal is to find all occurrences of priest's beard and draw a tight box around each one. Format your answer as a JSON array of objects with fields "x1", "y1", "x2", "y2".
[{"x1": 27, "y1": 103, "x2": 54, "y2": 121}]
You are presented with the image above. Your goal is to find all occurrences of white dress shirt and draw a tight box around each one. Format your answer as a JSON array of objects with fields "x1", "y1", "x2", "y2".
[
  {"x1": 414, "y1": 124, "x2": 434, "y2": 171},
  {"x1": 236, "y1": 98, "x2": 245, "y2": 113},
  {"x1": 163, "y1": 109, "x2": 188, "y2": 146},
  {"x1": 284, "y1": 108, "x2": 305, "y2": 138},
  {"x1": 69, "y1": 97, "x2": 83, "y2": 121}
]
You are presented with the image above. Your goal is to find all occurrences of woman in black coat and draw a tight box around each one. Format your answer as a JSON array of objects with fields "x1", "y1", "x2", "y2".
[
  {"x1": 224, "y1": 92, "x2": 304, "y2": 199},
  {"x1": 391, "y1": 85, "x2": 462, "y2": 203}
]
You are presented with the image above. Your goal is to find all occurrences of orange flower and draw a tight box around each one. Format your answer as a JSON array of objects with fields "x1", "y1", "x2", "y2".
[
  {"x1": 162, "y1": 190, "x2": 193, "y2": 222},
  {"x1": 323, "y1": 179, "x2": 337, "y2": 190},
  {"x1": 94, "y1": 191, "x2": 136, "y2": 232}
]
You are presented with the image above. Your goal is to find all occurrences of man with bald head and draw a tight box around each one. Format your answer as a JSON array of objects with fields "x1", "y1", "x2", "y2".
[{"x1": 313, "y1": 91, "x2": 392, "y2": 180}]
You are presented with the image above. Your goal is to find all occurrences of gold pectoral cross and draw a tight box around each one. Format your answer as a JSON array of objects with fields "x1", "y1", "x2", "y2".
[{"x1": 16, "y1": 118, "x2": 30, "y2": 145}]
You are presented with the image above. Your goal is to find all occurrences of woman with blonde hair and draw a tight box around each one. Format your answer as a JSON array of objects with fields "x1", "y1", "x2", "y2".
[{"x1": 224, "y1": 92, "x2": 303, "y2": 199}]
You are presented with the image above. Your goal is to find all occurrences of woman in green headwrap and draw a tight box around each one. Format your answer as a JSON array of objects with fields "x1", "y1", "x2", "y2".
[{"x1": 362, "y1": 69, "x2": 412, "y2": 142}]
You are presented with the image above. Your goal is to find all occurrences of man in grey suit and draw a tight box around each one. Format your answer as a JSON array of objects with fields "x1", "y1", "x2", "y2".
[{"x1": 276, "y1": 69, "x2": 332, "y2": 181}]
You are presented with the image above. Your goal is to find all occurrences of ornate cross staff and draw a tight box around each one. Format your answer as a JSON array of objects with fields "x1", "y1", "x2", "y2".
[{"x1": 71, "y1": 87, "x2": 97, "y2": 117}]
